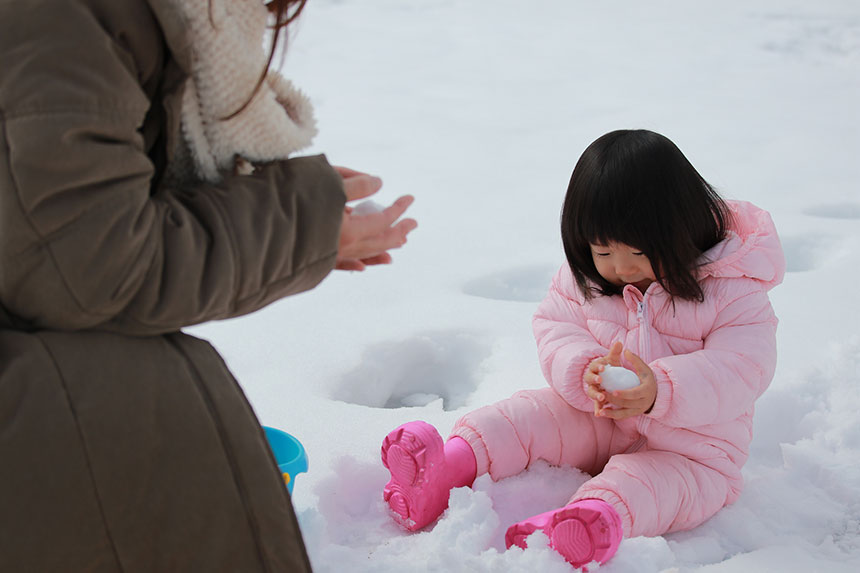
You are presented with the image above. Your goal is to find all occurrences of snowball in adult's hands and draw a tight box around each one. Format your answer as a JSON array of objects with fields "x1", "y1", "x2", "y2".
[
  {"x1": 352, "y1": 200, "x2": 386, "y2": 215},
  {"x1": 601, "y1": 365, "x2": 640, "y2": 391}
]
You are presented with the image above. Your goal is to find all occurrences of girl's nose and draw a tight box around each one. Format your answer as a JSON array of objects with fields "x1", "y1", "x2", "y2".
[{"x1": 616, "y1": 262, "x2": 638, "y2": 277}]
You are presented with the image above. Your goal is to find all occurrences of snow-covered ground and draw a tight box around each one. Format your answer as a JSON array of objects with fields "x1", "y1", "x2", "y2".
[{"x1": 190, "y1": 1, "x2": 860, "y2": 570}]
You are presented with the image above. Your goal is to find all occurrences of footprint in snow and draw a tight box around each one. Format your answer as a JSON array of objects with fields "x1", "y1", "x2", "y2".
[
  {"x1": 802, "y1": 202, "x2": 860, "y2": 220},
  {"x1": 330, "y1": 331, "x2": 491, "y2": 411},
  {"x1": 462, "y1": 264, "x2": 557, "y2": 302},
  {"x1": 781, "y1": 233, "x2": 845, "y2": 273}
]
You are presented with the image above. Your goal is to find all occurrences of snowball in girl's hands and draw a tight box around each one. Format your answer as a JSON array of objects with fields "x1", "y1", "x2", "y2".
[
  {"x1": 352, "y1": 199, "x2": 386, "y2": 215},
  {"x1": 600, "y1": 365, "x2": 640, "y2": 391}
]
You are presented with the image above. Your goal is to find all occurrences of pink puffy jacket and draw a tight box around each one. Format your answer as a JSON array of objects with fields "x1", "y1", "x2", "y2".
[{"x1": 533, "y1": 200, "x2": 785, "y2": 484}]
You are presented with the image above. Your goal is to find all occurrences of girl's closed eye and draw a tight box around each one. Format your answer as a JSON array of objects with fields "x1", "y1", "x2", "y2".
[{"x1": 588, "y1": 242, "x2": 657, "y2": 291}]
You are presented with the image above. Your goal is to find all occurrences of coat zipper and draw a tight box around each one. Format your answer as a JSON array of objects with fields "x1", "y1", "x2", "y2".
[
  {"x1": 633, "y1": 299, "x2": 651, "y2": 443},
  {"x1": 637, "y1": 301, "x2": 651, "y2": 361}
]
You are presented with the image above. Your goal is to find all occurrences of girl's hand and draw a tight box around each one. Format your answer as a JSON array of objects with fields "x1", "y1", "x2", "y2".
[
  {"x1": 584, "y1": 341, "x2": 624, "y2": 416},
  {"x1": 597, "y1": 349, "x2": 658, "y2": 420},
  {"x1": 334, "y1": 166, "x2": 418, "y2": 271}
]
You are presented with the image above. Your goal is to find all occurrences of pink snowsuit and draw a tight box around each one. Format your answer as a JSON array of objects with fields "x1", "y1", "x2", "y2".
[{"x1": 451, "y1": 200, "x2": 785, "y2": 538}]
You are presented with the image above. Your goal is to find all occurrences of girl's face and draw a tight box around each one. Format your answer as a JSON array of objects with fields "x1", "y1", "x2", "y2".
[{"x1": 590, "y1": 242, "x2": 657, "y2": 292}]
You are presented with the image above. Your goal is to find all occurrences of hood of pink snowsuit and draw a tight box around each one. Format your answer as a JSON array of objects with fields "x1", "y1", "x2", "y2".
[
  {"x1": 697, "y1": 200, "x2": 785, "y2": 288},
  {"x1": 531, "y1": 199, "x2": 785, "y2": 489}
]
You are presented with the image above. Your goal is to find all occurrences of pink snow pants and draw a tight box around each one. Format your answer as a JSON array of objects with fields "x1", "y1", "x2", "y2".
[{"x1": 450, "y1": 388, "x2": 738, "y2": 538}]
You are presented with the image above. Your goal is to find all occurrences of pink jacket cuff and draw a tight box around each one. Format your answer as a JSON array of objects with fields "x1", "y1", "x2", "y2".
[
  {"x1": 449, "y1": 425, "x2": 491, "y2": 477},
  {"x1": 559, "y1": 350, "x2": 605, "y2": 411},
  {"x1": 646, "y1": 365, "x2": 674, "y2": 420}
]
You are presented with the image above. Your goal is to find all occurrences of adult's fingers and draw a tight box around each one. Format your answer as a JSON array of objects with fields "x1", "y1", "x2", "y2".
[
  {"x1": 351, "y1": 216, "x2": 417, "y2": 256},
  {"x1": 344, "y1": 196, "x2": 415, "y2": 239},
  {"x1": 390, "y1": 217, "x2": 418, "y2": 244},
  {"x1": 360, "y1": 253, "x2": 393, "y2": 266},
  {"x1": 379, "y1": 195, "x2": 415, "y2": 226},
  {"x1": 335, "y1": 258, "x2": 366, "y2": 271},
  {"x1": 337, "y1": 217, "x2": 417, "y2": 265},
  {"x1": 342, "y1": 173, "x2": 383, "y2": 202},
  {"x1": 333, "y1": 165, "x2": 370, "y2": 179}
]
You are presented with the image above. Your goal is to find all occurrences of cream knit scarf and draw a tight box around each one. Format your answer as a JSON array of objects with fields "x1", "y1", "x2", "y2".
[{"x1": 174, "y1": 0, "x2": 317, "y2": 182}]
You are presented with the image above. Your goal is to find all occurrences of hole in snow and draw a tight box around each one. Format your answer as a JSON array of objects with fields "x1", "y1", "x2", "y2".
[
  {"x1": 802, "y1": 202, "x2": 860, "y2": 220},
  {"x1": 781, "y1": 233, "x2": 843, "y2": 272},
  {"x1": 462, "y1": 264, "x2": 557, "y2": 302},
  {"x1": 330, "y1": 331, "x2": 491, "y2": 411}
]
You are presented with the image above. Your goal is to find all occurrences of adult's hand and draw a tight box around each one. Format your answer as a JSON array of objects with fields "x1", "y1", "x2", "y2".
[{"x1": 334, "y1": 166, "x2": 418, "y2": 271}]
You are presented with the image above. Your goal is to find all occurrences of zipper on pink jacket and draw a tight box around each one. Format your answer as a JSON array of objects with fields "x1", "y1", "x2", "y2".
[
  {"x1": 636, "y1": 300, "x2": 651, "y2": 362},
  {"x1": 634, "y1": 299, "x2": 651, "y2": 440}
]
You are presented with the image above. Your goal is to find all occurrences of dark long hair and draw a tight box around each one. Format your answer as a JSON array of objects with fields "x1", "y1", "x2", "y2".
[
  {"x1": 561, "y1": 129, "x2": 731, "y2": 302},
  {"x1": 221, "y1": 0, "x2": 308, "y2": 120}
]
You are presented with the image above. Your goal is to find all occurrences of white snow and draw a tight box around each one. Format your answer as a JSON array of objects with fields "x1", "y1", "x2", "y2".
[
  {"x1": 351, "y1": 199, "x2": 386, "y2": 216},
  {"x1": 189, "y1": 0, "x2": 860, "y2": 571},
  {"x1": 600, "y1": 366, "x2": 641, "y2": 392}
]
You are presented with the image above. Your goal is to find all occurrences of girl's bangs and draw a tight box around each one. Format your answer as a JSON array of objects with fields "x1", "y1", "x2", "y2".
[{"x1": 574, "y1": 179, "x2": 651, "y2": 253}]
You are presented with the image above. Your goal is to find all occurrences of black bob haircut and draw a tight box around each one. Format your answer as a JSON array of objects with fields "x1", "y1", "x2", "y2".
[{"x1": 561, "y1": 129, "x2": 732, "y2": 302}]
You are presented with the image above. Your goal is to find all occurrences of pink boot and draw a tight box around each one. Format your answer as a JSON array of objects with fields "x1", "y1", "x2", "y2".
[
  {"x1": 381, "y1": 421, "x2": 476, "y2": 531},
  {"x1": 505, "y1": 499, "x2": 623, "y2": 568}
]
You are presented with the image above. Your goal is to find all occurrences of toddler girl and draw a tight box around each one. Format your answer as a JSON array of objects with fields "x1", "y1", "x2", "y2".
[{"x1": 380, "y1": 129, "x2": 785, "y2": 568}]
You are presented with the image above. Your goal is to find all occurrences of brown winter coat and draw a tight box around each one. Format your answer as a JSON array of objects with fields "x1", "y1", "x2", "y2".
[{"x1": 0, "y1": 0, "x2": 346, "y2": 571}]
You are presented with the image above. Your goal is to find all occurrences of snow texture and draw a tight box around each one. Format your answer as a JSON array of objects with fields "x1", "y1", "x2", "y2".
[
  {"x1": 189, "y1": 1, "x2": 860, "y2": 571},
  {"x1": 351, "y1": 199, "x2": 386, "y2": 216},
  {"x1": 600, "y1": 366, "x2": 641, "y2": 392}
]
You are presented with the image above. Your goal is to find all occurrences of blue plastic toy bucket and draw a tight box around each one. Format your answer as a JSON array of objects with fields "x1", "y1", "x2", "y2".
[{"x1": 262, "y1": 426, "x2": 308, "y2": 494}]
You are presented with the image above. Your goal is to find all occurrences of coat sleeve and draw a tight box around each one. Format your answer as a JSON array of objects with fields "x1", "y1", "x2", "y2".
[
  {"x1": 0, "y1": 0, "x2": 345, "y2": 335},
  {"x1": 532, "y1": 271, "x2": 608, "y2": 412},
  {"x1": 647, "y1": 283, "x2": 778, "y2": 428}
]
